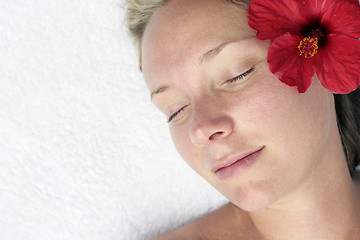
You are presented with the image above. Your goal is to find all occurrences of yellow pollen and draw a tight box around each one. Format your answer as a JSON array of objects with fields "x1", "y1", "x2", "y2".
[{"x1": 298, "y1": 36, "x2": 319, "y2": 58}]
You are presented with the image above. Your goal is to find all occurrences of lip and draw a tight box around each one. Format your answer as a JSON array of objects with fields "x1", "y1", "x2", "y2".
[{"x1": 212, "y1": 146, "x2": 264, "y2": 180}]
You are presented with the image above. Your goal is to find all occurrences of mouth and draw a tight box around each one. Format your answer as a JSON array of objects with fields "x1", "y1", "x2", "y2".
[{"x1": 213, "y1": 146, "x2": 264, "y2": 180}]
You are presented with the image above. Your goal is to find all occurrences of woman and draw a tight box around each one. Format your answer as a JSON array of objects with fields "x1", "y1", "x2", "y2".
[{"x1": 126, "y1": 0, "x2": 360, "y2": 239}]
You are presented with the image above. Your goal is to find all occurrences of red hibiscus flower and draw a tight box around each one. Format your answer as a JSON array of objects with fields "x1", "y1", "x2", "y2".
[{"x1": 248, "y1": 0, "x2": 360, "y2": 93}]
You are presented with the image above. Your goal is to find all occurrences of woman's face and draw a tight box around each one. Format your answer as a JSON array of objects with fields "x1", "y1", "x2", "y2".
[{"x1": 142, "y1": 0, "x2": 337, "y2": 211}]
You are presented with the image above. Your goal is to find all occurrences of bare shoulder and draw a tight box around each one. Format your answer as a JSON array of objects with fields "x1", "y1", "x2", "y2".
[{"x1": 149, "y1": 203, "x2": 258, "y2": 240}]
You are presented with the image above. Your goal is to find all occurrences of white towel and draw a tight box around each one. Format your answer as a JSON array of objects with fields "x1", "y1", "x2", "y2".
[{"x1": 0, "y1": 1, "x2": 227, "y2": 239}]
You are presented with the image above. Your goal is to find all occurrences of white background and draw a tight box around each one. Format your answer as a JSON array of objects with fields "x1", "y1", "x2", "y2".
[{"x1": 0, "y1": 1, "x2": 227, "y2": 239}]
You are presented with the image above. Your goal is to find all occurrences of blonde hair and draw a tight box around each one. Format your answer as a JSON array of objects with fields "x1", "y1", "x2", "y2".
[{"x1": 125, "y1": 0, "x2": 250, "y2": 69}]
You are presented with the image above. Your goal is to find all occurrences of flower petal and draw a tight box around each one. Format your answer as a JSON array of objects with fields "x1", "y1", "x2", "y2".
[
  {"x1": 314, "y1": 34, "x2": 360, "y2": 94},
  {"x1": 303, "y1": 0, "x2": 337, "y2": 17},
  {"x1": 248, "y1": 0, "x2": 305, "y2": 40},
  {"x1": 268, "y1": 33, "x2": 315, "y2": 93},
  {"x1": 322, "y1": 0, "x2": 360, "y2": 39}
]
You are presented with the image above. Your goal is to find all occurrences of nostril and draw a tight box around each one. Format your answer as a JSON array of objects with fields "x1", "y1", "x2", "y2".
[
  {"x1": 209, "y1": 131, "x2": 224, "y2": 140},
  {"x1": 190, "y1": 115, "x2": 234, "y2": 145}
]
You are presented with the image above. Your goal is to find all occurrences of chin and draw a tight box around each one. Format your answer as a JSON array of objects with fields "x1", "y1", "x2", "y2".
[{"x1": 228, "y1": 184, "x2": 282, "y2": 212}]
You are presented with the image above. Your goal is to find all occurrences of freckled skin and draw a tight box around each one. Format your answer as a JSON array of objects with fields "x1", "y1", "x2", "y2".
[{"x1": 142, "y1": 0, "x2": 341, "y2": 213}]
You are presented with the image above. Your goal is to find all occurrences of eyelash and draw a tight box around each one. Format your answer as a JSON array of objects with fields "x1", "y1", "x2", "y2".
[
  {"x1": 168, "y1": 105, "x2": 188, "y2": 123},
  {"x1": 226, "y1": 67, "x2": 254, "y2": 84}
]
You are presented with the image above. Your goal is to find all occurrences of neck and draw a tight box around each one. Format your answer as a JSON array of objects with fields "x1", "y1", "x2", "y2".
[{"x1": 250, "y1": 136, "x2": 360, "y2": 240}]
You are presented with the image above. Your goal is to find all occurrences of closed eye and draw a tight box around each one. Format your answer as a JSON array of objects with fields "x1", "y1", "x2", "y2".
[
  {"x1": 167, "y1": 105, "x2": 189, "y2": 123},
  {"x1": 225, "y1": 68, "x2": 254, "y2": 84}
]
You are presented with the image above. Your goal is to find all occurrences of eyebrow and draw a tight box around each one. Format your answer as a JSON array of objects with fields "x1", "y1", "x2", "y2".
[
  {"x1": 151, "y1": 85, "x2": 169, "y2": 99},
  {"x1": 199, "y1": 41, "x2": 235, "y2": 64},
  {"x1": 151, "y1": 41, "x2": 235, "y2": 99}
]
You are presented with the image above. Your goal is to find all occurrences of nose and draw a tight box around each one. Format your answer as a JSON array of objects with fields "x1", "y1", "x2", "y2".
[{"x1": 190, "y1": 101, "x2": 234, "y2": 146}]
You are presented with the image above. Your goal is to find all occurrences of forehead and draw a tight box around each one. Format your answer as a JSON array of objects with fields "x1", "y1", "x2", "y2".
[{"x1": 141, "y1": 0, "x2": 254, "y2": 89}]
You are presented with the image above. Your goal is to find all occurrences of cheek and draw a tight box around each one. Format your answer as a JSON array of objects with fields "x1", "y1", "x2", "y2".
[
  {"x1": 250, "y1": 69, "x2": 332, "y2": 141},
  {"x1": 254, "y1": 73, "x2": 334, "y2": 175},
  {"x1": 231, "y1": 67, "x2": 334, "y2": 171}
]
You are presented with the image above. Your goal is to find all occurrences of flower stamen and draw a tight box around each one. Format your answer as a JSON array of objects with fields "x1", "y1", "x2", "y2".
[{"x1": 298, "y1": 36, "x2": 319, "y2": 58}]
